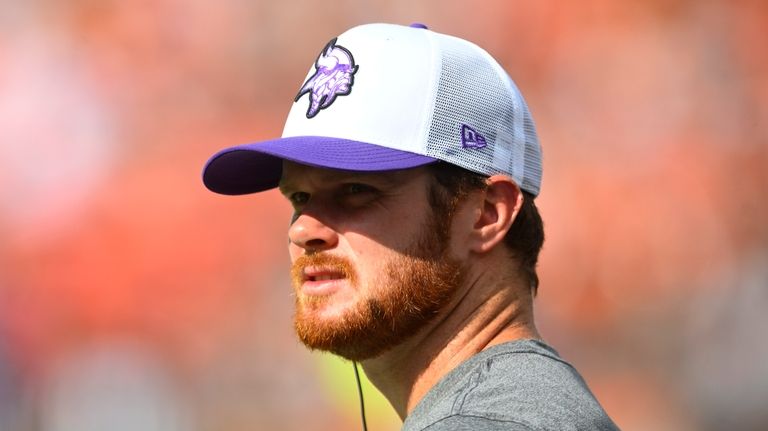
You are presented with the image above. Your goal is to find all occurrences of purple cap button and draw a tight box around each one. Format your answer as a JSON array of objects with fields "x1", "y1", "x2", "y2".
[{"x1": 409, "y1": 23, "x2": 428, "y2": 29}]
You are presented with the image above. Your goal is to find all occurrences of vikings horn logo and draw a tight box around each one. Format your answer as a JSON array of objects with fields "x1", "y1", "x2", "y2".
[{"x1": 294, "y1": 38, "x2": 359, "y2": 118}]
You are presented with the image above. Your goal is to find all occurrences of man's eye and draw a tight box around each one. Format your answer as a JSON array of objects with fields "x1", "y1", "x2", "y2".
[
  {"x1": 289, "y1": 192, "x2": 310, "y2": 206},
  {"x1": 343, "y1": 183, "x2": 375, "y2": 195}
]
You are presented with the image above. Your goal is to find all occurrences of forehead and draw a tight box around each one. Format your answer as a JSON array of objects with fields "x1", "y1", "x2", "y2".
[{"x1": 279, "y1": 161, "x2": 430, "y2": 191}]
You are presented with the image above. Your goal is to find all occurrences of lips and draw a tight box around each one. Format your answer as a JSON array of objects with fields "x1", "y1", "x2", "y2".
[
  {"x1": 303, "y1": 266, "x2": 346, "y2": 282},
  {"x1": 291, "y1": 254, "x2": 356, "y2": 298},
  {"x1": 299, "y1": 266, "x2": 348, "y2": 296},
  {"x1": 309, "y1": 274, "x2": 341, "y2": 282}
]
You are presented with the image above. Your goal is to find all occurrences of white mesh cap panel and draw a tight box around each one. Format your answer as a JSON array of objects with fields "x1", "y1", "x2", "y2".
[
  {"x1": 519, "y1": 94, "x2": 542, "y2": 195},
  {"x1": 424, "y1": 33, "x2": 542, "y2": 195}
]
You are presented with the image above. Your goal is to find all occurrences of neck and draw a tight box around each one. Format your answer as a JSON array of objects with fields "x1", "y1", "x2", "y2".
[{"x1": 360, "y1": 271, "x2": 540, "y2": 420}]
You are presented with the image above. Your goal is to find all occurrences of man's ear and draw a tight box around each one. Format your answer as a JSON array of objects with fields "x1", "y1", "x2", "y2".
[{"x1": 468, "y1": 175, "x2": 523, "y2": 254}]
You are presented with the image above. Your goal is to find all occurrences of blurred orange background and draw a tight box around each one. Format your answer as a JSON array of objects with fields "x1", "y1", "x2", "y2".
[{"x1": 1, "y1": 1, "x2": 766, "y2": 430}]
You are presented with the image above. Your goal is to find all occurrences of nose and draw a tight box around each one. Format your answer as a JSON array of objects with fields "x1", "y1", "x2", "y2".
[{"x1": 288, "y1": 211, "x2": 339, "y2": 252}]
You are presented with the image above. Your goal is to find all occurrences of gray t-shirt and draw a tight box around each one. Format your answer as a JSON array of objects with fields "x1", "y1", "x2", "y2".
[{"x1": 401, "y1": 339, "x2": 619, "y2": 431}]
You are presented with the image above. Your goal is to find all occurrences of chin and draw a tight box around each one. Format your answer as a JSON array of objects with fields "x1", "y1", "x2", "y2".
[{"x1": 298, "y1": 295, "x2": 358, "y2": 322}]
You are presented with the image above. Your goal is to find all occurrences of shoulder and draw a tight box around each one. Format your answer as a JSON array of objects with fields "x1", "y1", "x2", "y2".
[
  {"x1": 403, "y1": 340, "x2": 620, "y2": 431},
  {"x1": 419, "y1": 414, "x2": 535, "y2": 431}
]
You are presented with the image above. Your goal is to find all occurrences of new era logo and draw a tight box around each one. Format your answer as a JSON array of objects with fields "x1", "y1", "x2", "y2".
[{"x1": 461, "y1": 124, "x2": 487, "y2": 149}]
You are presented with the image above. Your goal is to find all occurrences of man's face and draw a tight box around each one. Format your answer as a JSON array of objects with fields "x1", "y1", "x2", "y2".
[{"x1": 279, "y1": 162, "x2": 465, "y2": 361}]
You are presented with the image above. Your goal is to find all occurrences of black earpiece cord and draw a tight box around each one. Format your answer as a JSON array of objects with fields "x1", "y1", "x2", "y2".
[{"x1": 353, "y1": 361, "x2": 369, "y2": 431}]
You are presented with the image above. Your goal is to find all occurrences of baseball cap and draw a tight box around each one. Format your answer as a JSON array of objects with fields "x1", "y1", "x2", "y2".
[{"x1": 202, "y1": 23, "x2": 542, "y2": 196}]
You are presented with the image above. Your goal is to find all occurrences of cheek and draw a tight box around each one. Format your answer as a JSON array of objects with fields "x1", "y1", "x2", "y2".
[
  {"x1": 346, "y1": 239, "x2": 400, "y2": 280},
  {"x1": 342, "y1": 233, "x2": 386, "y2": 262},
  {"x1": 346, "y1": 222, "x2": 422, "y2": 255}
]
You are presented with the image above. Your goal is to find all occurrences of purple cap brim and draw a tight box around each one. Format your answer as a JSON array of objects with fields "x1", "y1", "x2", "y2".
[{"x1": 202, "y1": 136, "x2": 438, "y2": 195}]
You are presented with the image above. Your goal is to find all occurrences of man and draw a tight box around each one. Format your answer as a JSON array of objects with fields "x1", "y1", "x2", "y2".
[{"x1": 203, "y1": 23, "x2": 619, "y2": 431}]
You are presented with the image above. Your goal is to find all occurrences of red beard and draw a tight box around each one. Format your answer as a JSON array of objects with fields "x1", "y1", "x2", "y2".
[{"x1": 290, "y1": 236, "x2": 464, "y2": 361}]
